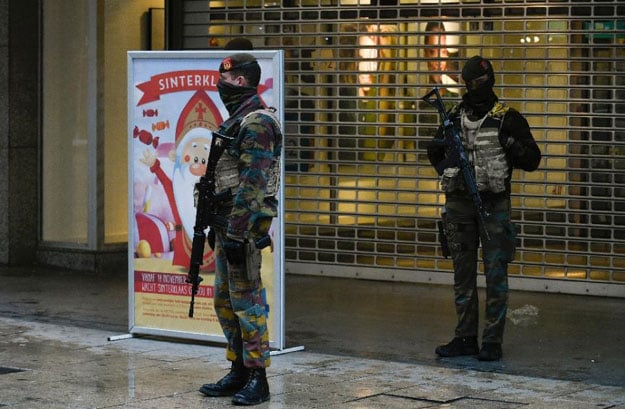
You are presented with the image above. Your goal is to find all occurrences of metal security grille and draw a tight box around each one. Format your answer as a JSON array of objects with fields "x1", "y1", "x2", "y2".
[{"x1": 178, "y1": 1, "x2": 625, "y2": 296}]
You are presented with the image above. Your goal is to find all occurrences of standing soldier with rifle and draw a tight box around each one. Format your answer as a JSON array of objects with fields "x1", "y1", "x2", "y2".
[
  {"x1": 192, "y1": 53, "x2": 282, "y2": 405},
  {"x1": 426, "y1": 56, "x2": 541, "y2": 361}
]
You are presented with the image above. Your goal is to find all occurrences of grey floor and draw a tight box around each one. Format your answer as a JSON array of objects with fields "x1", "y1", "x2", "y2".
[
  {"x1": 1, "y1": 266, "x2": 624, "y2": 388},
  {"x1": 285, "y1": 273, "x2": 625, "y2": 387}
]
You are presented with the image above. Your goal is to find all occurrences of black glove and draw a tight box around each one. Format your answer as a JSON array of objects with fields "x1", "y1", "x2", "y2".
[
  {"x1": 207, "y1": 214, "x2": 228, "y2": 230},
  {"x1": 434, "y1": 149, "x2": 460, "y2": 176},
  {"x1": 207, "y1": 229, "x2": 215, "y2": 250},
  {"x1": 498, "y1": 131, "x2": 514, "y2": 149},
  {"x1": 223, "y1": 239, "x2": 245, "y2": 265},
  {"x1": 499, "y1": 133, "x2": 526, "y2": 158}
]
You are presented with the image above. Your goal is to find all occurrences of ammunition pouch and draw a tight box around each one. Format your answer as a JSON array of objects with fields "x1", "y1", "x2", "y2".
[
  {"x1": 224, "y1": 236, "x2": 269, "y2": 281},
  {"x1": 437, "y1": 219, "x2": 451, "y2": 259},
  {"x1": 215, "y1": 153, "x2": 239, "y2": 193},
  {"x1": 223, "y1": 239, "x2": 246, "y2": 266},
  {"x1": 244, "y1": 240, "x2": 262, "y2": 279}
]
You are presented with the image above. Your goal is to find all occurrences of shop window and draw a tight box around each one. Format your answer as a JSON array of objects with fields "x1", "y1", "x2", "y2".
[{"x1": 42, "y1": 0, "x2": 92, "y2": 244}]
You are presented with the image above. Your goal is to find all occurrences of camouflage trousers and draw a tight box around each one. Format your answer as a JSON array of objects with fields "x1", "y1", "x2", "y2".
[
  {"x1": 443, "y1": 194, "x2": 517, "y2": 344},
  {"x1": 213, "y1": 230, "x2": 271, "y2": 368}
]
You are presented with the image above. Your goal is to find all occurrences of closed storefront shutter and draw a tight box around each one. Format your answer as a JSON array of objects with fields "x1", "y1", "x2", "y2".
[{"x1": 175, "y1": 1, "x2": 625, "y2": 296}]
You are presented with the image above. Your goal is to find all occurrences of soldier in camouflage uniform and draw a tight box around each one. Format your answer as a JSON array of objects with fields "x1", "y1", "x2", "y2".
[
  {"x1": 199, "y1": 53, "x2": 282, "y2": 405},
  {"x1": 427, "y1": 56, "x2": 541, "y2": 361}
]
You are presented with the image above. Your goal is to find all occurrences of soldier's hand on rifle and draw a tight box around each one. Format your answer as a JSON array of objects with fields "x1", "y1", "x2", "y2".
[
  {"x1": 435, "y1": 149, "x2": 460, "y2": 176},
  {"x1": 207, "y1": 229, "x2": 216, "y2": 250},
  {"x1": 209, "y1": 214, "x2": 228, "y2": 229}
]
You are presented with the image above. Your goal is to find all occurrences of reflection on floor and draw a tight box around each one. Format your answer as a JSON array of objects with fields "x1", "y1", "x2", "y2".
[{"x1": 285, "y1": 274, "x2": 625, "y2": 387}]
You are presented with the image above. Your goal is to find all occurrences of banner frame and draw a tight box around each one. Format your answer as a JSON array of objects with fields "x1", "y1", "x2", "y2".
[{"x1": 126, "y1": 50, "x2": 285, "y2": 350}]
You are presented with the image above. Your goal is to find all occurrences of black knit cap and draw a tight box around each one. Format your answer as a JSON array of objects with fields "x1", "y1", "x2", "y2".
[{"x1": 462, "y1": 55, "x2": 494, "y2": 85}]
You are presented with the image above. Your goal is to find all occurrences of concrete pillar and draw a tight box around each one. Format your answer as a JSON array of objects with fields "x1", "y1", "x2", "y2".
[{"x1": 0, "y1": 1, "x2": 40, "y2": 266}]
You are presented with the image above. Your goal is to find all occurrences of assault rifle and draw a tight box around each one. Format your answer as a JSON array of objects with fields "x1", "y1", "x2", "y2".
[
  {"x1": 186, "y1": 131, "x2": 234, "y2": 318},
  {"x1": 422, "y1": 87, "x2": 491, "y2": 241}
]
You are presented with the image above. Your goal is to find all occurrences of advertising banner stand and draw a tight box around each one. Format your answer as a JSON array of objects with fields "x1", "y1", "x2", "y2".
[{"x1": 118, "y1": 50, "x2": 297, "y2": 354}]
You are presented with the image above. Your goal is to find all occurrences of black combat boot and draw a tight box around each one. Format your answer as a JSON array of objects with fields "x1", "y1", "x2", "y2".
[
  {"x1": 199, "y1": 361, "x2": 249, "y2": 397},
  {"x1": 478, "y1": 342, "x2": 503, "y2": 361},
  {"x1": 231, "y1": 368, "x2": 270, "y2": 406},
  {"x1": 435, "y1": 336, "x2": 479, "y2": 357}
]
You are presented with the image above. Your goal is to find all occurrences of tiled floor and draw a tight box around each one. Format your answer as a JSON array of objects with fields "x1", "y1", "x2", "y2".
[{"x1": 0, "y1": 266, "x2": 624, "y2": 408}]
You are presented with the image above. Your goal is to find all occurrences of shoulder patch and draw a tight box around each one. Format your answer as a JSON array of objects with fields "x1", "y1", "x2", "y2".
[
  {"x1": 489, "y1": 102, "x2": 509, "y2": 118},
  {"x1": 448, "y1": 103, "x2": 462, "y2": 117}
]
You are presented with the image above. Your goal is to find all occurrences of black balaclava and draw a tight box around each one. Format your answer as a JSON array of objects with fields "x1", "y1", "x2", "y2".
[
  {"x1": 461, "y1": 55, "x2": 498, "y2": 117},
  {"x1": 218, "y1": 53, "x2": 260, "y2": 114}
]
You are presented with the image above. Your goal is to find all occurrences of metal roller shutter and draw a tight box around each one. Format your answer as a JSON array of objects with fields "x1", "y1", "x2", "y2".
[{"x1": 176, "y1": 1, "x2": 625, "y2": 296}]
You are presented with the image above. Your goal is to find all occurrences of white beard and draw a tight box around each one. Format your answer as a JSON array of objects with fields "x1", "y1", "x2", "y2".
[{"x1": 172, "y1": 164, "x2": 199, "y2": 240}]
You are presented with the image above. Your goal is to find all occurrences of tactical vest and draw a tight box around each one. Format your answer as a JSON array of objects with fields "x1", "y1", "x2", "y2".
[
  {"x1": 442, "y1": 102, "x2": 510, "y2": 194},
  {"x1": 215, "y1": 107, "x2": 281, "y2": 196}
]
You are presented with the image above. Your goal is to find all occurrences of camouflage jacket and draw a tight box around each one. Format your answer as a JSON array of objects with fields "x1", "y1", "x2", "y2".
[{"x1": 217, "y1": 94, "x2": 282, "y2": 240}]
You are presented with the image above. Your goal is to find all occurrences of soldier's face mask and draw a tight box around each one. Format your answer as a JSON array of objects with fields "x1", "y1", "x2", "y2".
[
  {"x1": 217, "y1": 77, "x2": 240, "y2": 99},
  {"x1": 466, "y1": 73, "x2": 491, "y2": 91},
  {"x1": 463, "y1": 72, "x2": 497, "y2": 113},
  {"x1": 217, "y1": 76, "x2": 256, "y2": 114}
]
